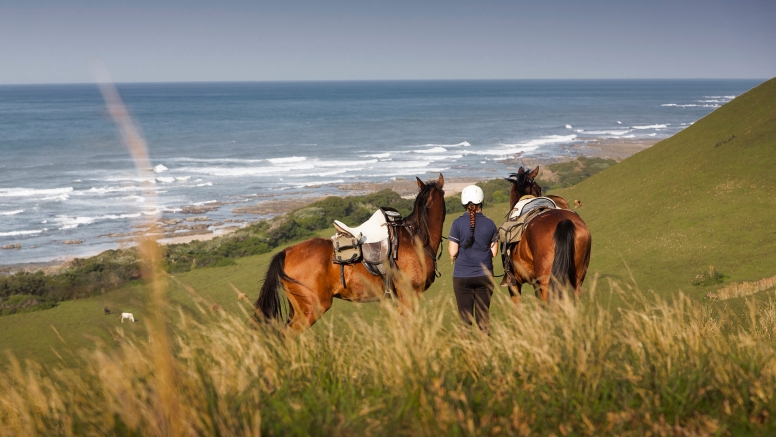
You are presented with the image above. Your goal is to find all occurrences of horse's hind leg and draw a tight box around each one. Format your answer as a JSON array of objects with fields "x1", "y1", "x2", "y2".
[
  {"x1": 284, "y1": 281, "x2": 333, "y2": 332},
  {"x1": 535, "y1": 276, "x2": 552, "y2": 302},
  {"x1": 508, "y1": 282, "x2": 522, "y2": 305}
]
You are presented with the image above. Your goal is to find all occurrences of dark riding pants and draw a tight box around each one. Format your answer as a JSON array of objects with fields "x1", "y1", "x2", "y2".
[{"x1": 453, "y1": 275, "x2": 494, "y2": 334}]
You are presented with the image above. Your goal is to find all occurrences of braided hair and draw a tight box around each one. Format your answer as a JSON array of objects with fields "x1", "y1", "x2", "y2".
[{"x1": 463, "y1": 202, "x2": 478, "y2": 249}]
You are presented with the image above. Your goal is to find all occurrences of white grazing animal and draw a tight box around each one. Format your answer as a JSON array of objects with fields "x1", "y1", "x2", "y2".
[{"x1": 121, "y1": 312, "x2": 135, "y2": 323}]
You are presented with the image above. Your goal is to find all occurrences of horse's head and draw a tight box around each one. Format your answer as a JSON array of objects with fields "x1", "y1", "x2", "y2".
[
  {"x1": 506, "y1": 166, "x2": 542, "y2": 209},
  {"x1": 415, "y1": 173, "x2": 445, "y2": 210},
  {"x1": 411, "y1": 174, "x2": 446, "y2": 245}
]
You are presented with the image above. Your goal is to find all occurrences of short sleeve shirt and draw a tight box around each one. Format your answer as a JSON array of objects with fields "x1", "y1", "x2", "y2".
[{"x1": 449, "y1": 212, "x2": 498, "y2": 278}]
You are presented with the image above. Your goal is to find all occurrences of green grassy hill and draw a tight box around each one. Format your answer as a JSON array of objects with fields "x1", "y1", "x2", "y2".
[{"x1": 557, "y1": 78, "x2": 776, "y2": 299}]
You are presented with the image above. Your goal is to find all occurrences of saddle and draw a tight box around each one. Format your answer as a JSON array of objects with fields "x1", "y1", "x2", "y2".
[
  {"x1": 499, "y1": 196, "x2": 558, "y2": 287},
  {"x1": 331, "y1": 207, "x2": 404, "y2": 297}
]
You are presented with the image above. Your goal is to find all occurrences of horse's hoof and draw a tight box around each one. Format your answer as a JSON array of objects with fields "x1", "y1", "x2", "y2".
[
  {"x1": 511, "y1": 296, "x2": 521, "y2": 305},
  {"x1": 499, "y1": 276, "x2": 509, "y2": 287}
]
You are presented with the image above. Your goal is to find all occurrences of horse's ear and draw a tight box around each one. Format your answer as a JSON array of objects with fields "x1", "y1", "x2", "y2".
[
  {"x1": 517, "y1": 167, "x2": 525, "y2": 175},
  {"x1": 529, "y1": 166, "x2": 539, "y2": 179},
  {"x1": 416, "y1": 177, "x2": 425, "y2": 189},
  {"x1": 437, "y1": 173, "x2": 444, "y2": 188}
]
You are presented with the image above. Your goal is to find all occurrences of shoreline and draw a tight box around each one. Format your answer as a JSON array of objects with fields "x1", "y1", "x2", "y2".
[
  {"x1": 0, "y1": 138, "x2": 658, "y2": 275},
  {"x1": 0, "y1": 176, "x2": 487, "y2": 276}
]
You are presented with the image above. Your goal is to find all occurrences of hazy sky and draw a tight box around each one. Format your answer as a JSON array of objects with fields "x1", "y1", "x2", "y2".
[{"x1": 1, "y1": 0, "x2": 774, "y2": 84}]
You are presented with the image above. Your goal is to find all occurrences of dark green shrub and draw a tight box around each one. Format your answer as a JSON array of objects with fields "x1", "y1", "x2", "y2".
[
  {"x1": 0, "y1": 294, "x2": 57, "y2": 315},
  {"x1": 692, "y1": 266, "x2": 726, "y2": 286}
]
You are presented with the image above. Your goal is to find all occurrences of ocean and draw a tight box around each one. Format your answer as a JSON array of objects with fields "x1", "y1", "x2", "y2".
[{"x1": 0, "y1": 79, "x2": 761, "y2": 265}]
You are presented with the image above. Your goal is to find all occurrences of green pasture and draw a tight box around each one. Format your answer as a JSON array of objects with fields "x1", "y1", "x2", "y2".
[{"x1": 0, "y1": 204, "x2": 512, "y2": 367}]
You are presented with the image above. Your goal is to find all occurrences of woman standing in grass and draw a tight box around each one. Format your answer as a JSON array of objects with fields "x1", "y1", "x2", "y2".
[{"x1": 448, "y1": 185, "x2": 499, "y2": 335}]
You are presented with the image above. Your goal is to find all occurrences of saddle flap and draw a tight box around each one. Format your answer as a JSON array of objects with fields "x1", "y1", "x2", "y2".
[
  {"x1": 362, "y1": 239, "x2": 390, "y2": 264},
  {"x1": 499, "y1": 206, "x2": 553, "y2": 245}
]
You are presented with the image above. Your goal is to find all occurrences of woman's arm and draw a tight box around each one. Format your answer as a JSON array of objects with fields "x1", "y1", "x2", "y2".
[
  {"x1": 448, "y1": 240, "x2": 459, "y2": 264},
  {"x1": 490, "y1": 241, "x2": 498, "y2": 257}
]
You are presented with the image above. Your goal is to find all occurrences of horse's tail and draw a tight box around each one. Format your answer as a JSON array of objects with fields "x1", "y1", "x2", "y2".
[
  {"x1": 255, "y1": 250, "x2": 295, "y2": 324},
  {"x1": 550, "y1": 219, "x2": 577, "y2": 297}
]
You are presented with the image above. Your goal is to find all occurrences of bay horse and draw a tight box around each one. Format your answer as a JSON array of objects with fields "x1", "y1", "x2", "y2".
[
  {"x1": 256, "y1": 174, "x2": 446, "y2": 330},
  {"x1": 503, "y1": 167, "x2": 591, "y2": 301}
]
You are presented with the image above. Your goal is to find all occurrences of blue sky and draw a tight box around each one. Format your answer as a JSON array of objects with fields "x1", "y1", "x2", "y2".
[{"x1": 1, "y1": 0, "x2": 774, "y2": 83}]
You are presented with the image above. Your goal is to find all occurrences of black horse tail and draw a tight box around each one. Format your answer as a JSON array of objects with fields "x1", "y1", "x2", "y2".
[
  {"x1": 550, "y1": 219, "x2": 577, "y2": 298},
  {"x1": 255, "y1": 250, "x2": 295, "y2": 324}
]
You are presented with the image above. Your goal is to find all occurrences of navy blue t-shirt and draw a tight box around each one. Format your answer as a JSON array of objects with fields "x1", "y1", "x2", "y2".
[{"x1": 449, "y1": 212, "x2": 498, "y2": 278}]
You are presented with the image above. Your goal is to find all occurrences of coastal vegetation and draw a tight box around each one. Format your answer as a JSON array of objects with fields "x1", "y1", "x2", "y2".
[
  {"x1": 0, "y1": 189, "x2": 414, "y2": 315},
  {"x1": 537, "y1": 156, "x2": 618, "y2": 191},
  {"x1": 0, "y1": 78, "x2": 774, "y2": 434}
]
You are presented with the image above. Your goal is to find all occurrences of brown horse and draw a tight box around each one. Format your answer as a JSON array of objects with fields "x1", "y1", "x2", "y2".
[
  {"x1": 256, "y1": 174, "x2": 446, "y2": 330},
  {"x1": 503, "y1": 167, "x2": 591, "y2": 301}
]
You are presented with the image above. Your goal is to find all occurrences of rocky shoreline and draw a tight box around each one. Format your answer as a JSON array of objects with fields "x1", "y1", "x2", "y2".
[{"x1": 0, "y1": 138, "x2": 659, "y2": 275}]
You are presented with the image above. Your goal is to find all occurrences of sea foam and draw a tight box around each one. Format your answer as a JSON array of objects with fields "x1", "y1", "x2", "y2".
[
  {"x1": 0, "y1": 230, "x2": 43, "y2": 237},
  {"x1": 0, "y1": 187, "x2": 74, "y2": 198},
  {"x1": 0, "y1": 209, "x2": 24, "y2": 216},
  {"x1": 632, "y1": 124, "x2": 668, "y2": 130},
  {"x1": 467, "y1": 135, "x2": 578, "y2": 157},
  {"x1": 268, "y1": 156, "x2": 307, "y2": 164},
  {"x1": 575, "y1": 129, "x2": 631, "y2": 136},
  {"x1": 413, "y1": 146, "x2": 448, "y2": 154}
]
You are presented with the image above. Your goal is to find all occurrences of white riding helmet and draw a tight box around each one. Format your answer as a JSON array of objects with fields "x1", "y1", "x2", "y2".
[{"x1": 461, "y1": 185, "x2": 484, "y2": 206}]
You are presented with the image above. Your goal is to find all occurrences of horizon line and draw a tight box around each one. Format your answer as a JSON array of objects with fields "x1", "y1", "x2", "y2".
[{"x1": 0, "y1": 77, "x2": 769, "y2": 87}]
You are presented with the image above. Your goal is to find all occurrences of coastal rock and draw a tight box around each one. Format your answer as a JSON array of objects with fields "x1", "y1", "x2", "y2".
[
  {"x1": 210, "y1": 222, "x2": 224, "y2": 227},
  {"x1": 185, "y1": 216, "x2": 210, "y2": 222},
  {"x1": 160, "y1": 218, "x2": 183, "y2": 226},
  {"x1": 1, "y1": 243, "x2": 21, "y2": 250},
  {"x1": 62, "y1": 240, "x2": 83, "y2": 245},
  {"x1": 180, "y1": 204, "x2": 222, "y2": 214},
  {"x1": 163, "y1": 230, "x2": 213, "y2": 239},
  {"x1": 233, "y1": 197, "x2": 324, "y2": 215},
  {"x1": 98, "y1": 232, "x2": 137, "y2": 238}
]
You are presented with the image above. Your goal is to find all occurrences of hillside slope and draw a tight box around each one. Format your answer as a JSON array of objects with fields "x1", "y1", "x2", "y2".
[{"x1": 559, "y1": 78, "x2": 776, "y2": 297}]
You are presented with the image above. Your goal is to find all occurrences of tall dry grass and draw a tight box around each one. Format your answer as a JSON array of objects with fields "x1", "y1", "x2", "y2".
[
  {"x1": 2, "y1": 281, "x2": 776, "y2": 436},
  {"x1": 714, "y1": 275, "x2": 776, "y2": 301}
]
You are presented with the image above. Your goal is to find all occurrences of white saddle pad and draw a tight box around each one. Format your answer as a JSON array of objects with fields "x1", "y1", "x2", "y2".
[
  {"x1": 334, "y1": 210, "x2": 389, "y2": 244},
  {"x1": 509, "y1": 197, "x2": 558, "y2": 220}
]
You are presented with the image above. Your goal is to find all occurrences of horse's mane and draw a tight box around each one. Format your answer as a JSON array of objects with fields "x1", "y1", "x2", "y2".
[
  {"x1": 507, "y1": 170, "x2": 542, "y2": 197},
  {"x1": 405, "y1": 181, "x2": 444, "y2": 246}
]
